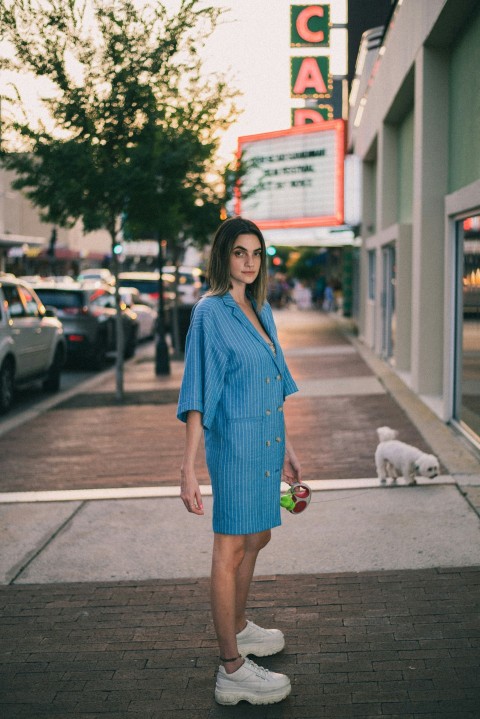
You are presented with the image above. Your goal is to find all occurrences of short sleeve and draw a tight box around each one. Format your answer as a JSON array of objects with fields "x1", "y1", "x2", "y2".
[
  {"x1": 177, "y1": 301, "x2": 228, "y2": 429},
  {"x1": 282, "y1": 363, "x2": 298, "y2": 399}
]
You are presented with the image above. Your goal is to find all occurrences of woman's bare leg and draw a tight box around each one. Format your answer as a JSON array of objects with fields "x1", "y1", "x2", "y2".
[
  {"x1": 234, "y1": 530, "x2": 271, "y2": 633},
  {"x1": 211, "y1": 533, "x2": 246, "y2": 674},
  {"x1": 211, "y1": 530, "x2": 270, "y2": 674}
]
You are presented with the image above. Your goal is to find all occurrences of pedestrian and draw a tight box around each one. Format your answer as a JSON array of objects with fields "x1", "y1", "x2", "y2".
[
  {"x1": 177, "y1": 216, "x2": 301, "y2": 706},
  {"x1": 322, "y1": 282, "x2": 336, "y2": 312}
]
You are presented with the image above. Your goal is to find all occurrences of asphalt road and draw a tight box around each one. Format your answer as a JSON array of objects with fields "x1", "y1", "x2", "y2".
[{"x1": 0, "y1": 339, "x2": 154, "y2": 425}]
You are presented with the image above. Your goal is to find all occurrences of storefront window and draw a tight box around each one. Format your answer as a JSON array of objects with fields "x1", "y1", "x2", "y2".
[
  {"x1": 455, "y1": 214, "x2": 480, "y2": 440},
  {"x1": 382, "y1": 244, "x2": 396, "y2": 362},
  {"x1": 368, "y1": 250, "x2": 376, "y2": 300}
]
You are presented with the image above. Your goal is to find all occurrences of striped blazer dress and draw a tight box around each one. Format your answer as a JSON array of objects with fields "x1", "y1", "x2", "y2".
[{"x1": 177, "y1": 292, "x2": 298, "y2": 535}]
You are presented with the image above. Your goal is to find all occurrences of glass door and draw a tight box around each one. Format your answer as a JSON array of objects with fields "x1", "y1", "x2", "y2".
[
  {"x1": 454, "y1": 214, "x2": 480, "y2": 441},
  {"x1": 381, "y1": 244, "x2": 396, "y2": 362}
]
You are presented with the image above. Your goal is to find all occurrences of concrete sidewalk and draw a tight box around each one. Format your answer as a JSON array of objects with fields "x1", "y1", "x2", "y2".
[{"x1": 0, "y1": 309, "x2": 479, "y2": 717}]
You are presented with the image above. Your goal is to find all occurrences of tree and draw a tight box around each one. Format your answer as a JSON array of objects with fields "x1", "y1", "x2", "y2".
[
  {"x1": 288, "y1": 248, "x2": 324, "y2": 284},
  {"x1": 0, "y1": 0, "x2": 238, "y2": 396},
  {"x1": 124, "y1": 115, "x2": 239, "y2": 362}
]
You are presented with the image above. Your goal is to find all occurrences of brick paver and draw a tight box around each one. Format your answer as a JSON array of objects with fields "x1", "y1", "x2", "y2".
[
  {"x1": 1, "y1": 568, "x2": 479, "y2": 718},
  {"x1": 0, "y1": 312, "x2": 441, "y2": 492},
  {"x1": 1, "y1": 310, "x2": 478, "y2": 717}
]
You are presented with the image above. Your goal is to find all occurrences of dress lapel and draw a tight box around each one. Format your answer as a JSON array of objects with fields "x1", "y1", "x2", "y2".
[{"x1": 221, "y1": 293, "x2": 284, "y2": 373}]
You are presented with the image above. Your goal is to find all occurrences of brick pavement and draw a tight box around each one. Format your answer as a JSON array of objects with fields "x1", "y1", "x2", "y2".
[
  {"x1": 0, "y1": 312, "x2": 441, "y2": 493},
  {"x1": 1, "y1": 568, "x2": 479, "y2": 718},
  {"x1": 1, "y1": 309, "x2": 479, "y2": 717}
]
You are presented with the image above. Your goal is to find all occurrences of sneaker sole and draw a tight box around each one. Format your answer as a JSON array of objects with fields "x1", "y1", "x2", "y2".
[
  {"x1": 237, "y1": 636, "x2": 285, "y2": 657},
  {"x1": 215, "y1": 683, "x2": 291, "y2": 706}
]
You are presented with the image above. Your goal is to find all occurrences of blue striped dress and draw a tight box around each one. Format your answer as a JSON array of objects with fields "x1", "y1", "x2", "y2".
[{"x1": 177, "y1": 292, "x2": 298, "y2": 535}]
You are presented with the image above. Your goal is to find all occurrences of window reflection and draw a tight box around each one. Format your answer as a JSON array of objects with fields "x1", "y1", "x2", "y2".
[{"x1": 457, "y1": 214, "x2": 480, "y2": 440}]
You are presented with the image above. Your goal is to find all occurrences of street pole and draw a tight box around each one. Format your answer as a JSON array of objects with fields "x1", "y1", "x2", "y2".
[
  {"x1": 112, "y1": 237, "x2": 125, "y2": 401},
  {"x1": 155, "y1": 236, "x2": 170, "y2": 375}
]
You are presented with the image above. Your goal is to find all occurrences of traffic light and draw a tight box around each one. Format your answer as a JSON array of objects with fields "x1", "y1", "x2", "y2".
[
  {"x1": 112, "y1": 241, "x2": 123, "y2": 256},
  {"x1": 266, "y1": 246, "x2": 277, "y2": 256}
]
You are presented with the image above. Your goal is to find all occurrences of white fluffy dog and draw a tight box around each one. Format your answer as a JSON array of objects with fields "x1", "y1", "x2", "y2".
[{"x1": 375, "y1": 426, "x2": 440, "y2": 485}]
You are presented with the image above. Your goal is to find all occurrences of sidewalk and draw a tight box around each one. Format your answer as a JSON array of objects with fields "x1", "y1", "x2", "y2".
[{"x1": 1, "y1": 309, "x2": 479, "y2": 718}]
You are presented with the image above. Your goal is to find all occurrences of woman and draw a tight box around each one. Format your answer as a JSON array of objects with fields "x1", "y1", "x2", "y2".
[{"x1": 177, "y1": 216, "x2": 301, "y2": 706}]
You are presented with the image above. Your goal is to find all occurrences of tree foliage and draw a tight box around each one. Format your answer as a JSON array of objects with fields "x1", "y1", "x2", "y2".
[
  {"x1": 0, "y1": 0, "x2": 238, "y2": 241},
  {"x1": 0, "y1": 0, "x2": 239, "y2": 390}
]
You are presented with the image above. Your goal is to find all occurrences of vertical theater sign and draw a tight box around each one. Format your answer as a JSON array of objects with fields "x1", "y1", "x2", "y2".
[
  {"x1": 235, "y1": 3, "x2": 348, "y2": 234},
  {"x1": 290, "y1": 2, "x2": 348, "y2": 126}
]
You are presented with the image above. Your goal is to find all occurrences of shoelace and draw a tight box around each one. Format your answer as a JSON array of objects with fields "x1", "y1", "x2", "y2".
[
  {"x1": 245, "y1": 621, "x2": 268, "y2": 636},
  {"x1": 244, "y1": 658, "x2": 270, "y2": 679}
]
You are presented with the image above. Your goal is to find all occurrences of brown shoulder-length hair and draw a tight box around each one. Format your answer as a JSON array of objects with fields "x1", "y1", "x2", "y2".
[{"x1": 206, "y1": 216, "x2": 268, "y2": 307}]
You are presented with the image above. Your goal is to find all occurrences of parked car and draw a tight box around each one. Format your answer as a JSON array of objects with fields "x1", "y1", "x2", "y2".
[
  {"x1": 118, "y1": 271, "x2": 175, "y2": 329},
  {"x1": 32, "y1": 281, "x2": 138, "y2": 369},
  {"x1": 0, "y1": 274, "x2": 67, "y2": 413},
  {"x1": 118, "y1": 271, "x2": 170, "y2": 305},
  {"x1": 119, "y1": 287, "x2": 157, "y2": 341},
  {"x1": 77, "y1": 268, "x2": 115, "y2": 286},
  {"x1": 161, "y1": 266, "x2": 202, "y2": 305}
]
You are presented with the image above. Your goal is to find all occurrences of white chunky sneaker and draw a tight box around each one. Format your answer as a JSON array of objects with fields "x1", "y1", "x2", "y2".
[
  {"x1": 215, "y1": 657, "x2": 291, "y2": 706},
  {"x1": 236, "y1": 619, "x2": 285, "y2": 657}
]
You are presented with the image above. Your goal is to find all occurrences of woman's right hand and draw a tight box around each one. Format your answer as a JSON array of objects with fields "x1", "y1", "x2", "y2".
[{"x1": 180, "y1": 466, "x2": 204, "y2": 515}]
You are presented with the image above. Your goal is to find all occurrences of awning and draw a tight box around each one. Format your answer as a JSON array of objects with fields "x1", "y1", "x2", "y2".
[
  {"x1": 0, "y1": 233, "x2": 46, "y2": 249},
  {"x1": 262, "y1": 225, "x2": 360, "y2": 248}
]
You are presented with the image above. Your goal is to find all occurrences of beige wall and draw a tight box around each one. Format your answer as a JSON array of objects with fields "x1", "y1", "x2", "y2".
[
  {"x1": 350, "y1": 0, "x2": 480, "y2": 424},
  {"x1": 0, "y1": 168, "x2": 110, "y2": 256}
]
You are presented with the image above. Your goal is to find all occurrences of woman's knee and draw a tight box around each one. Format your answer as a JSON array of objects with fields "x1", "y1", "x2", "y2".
[
  {"x1": 212, "y1": 534, "x2": 247, "y2": 572},
  {"x1": 246, "y1": 529, "x2": 271, "y2": 553}
]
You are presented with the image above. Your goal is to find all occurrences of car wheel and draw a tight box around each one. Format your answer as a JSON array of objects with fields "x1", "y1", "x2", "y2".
[
  {"x1": 43, "y1": 346, "x2": 64, "y2": 392},
  {"x1": 0, "y1": 358, "x2": 15, "y2": 414},
  {"x1": 124, "y1": 327, "x2": 137, "y2": 359},
  {"x1": 90, "y1": 335, "x2": 108, "y2": 370}
]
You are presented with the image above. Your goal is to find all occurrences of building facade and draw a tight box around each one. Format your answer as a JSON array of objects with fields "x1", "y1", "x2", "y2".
[
  {"x1": 349, "y1": 0, "x2": 480, "y2": 448},
  {"x1": 0, "y1": 168, "x2": 110, "y2": 275}
]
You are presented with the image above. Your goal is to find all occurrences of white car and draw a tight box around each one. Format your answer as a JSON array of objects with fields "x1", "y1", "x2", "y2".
[
  {"x1": 119, "y1": 287, "x2": 157, "y2": 341},
  {"x1": 161, "y1": 265, "x2": 203, "y2": 305},
  {"x1": 77, "y1": 268, "x2": 115, "y2": 286},
  {"x1": 0, "y1": 274, "x2": 67, "y2": 413}
]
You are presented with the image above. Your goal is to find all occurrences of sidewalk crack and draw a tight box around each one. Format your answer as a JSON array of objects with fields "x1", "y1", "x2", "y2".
[{"x1": 8, "y1": 501, "x2": 86, "y2": 585}]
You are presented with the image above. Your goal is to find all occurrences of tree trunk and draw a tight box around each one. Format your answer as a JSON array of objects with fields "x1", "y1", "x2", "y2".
[
  {"x1": 155, "y1": 236, "x2": 170, "y2": 375},
  {"x1": 110, "y1": 228, "x2": 124, "y2": 401}
]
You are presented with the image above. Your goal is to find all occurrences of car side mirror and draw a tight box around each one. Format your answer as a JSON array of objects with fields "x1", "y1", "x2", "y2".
[{"x1": 44, "y1": 307, "x2": 58, "y2": 318}]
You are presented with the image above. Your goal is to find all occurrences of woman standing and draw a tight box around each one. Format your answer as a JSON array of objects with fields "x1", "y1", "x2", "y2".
[{"x1": 177, "y1": 216, "x2": 301, "y2": 706}]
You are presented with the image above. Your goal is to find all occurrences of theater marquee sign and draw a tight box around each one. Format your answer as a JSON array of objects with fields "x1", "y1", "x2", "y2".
[{"x1": 236, "y1": 121, "x2": 344, "y2": 229}]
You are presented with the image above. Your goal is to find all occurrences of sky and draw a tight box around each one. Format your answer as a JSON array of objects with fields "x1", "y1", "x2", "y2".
[{"x1": 170, "y1": 0, "x2": 296, "y2": 163}]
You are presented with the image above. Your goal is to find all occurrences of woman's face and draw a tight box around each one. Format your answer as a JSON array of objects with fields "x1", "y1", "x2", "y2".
[{"x1": 229, "y1": 233, "x2": 262, "y2": 288}]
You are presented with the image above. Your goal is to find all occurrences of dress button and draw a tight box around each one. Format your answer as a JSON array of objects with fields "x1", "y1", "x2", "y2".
[
  {"x1": 266, "y1": 409, "x2": 271, "y2": 415},
  {"x1": 265, "y1": 470, "x2": 270, "y2": 477},
  {"x1": 275, "y1": 436, "x2": 281, "y2": 442},
  {"x1": 277, "y1": 406, "x2": 283, "y2": 413},
  {"x1": 276, "y1": 374, "x2": 282, "y2": 380},
  {"x1": 266, "y1": 440, "x2": 271, "y2": 447},
  {"x1": 266, "y1": 377, "x2": 270, "y2": 383}
]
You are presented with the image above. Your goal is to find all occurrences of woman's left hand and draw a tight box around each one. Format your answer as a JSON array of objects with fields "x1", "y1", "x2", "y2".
[{"x1": 282, "y1": 447, "x2": 302, "y2": 486}]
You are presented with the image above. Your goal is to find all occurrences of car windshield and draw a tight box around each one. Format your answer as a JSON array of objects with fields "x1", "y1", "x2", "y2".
[
  {"x1": 35, "y1": 289, "x2": 83, "y2": 309},
  {"x1": 119, "y1": 279, "x2": 159, "y2": 294}
]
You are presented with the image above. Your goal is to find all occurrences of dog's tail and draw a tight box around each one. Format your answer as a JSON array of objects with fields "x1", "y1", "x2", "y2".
[{"x1": 376, "y1": 426, "x2": 398, "y2": 442}]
